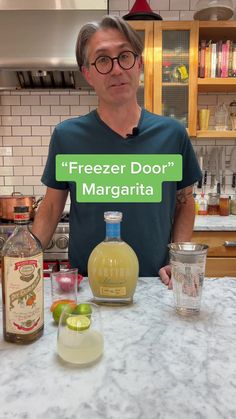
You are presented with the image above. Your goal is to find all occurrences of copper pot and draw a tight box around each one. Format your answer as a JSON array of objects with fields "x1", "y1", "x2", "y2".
[{"x1": 0, "y1": 193, "x2": 43, "y2": 221}]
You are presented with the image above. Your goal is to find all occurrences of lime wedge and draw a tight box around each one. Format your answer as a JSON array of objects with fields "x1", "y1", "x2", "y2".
[{"x1": 66, "y1": 315, "x2": 90, "y2": 331}]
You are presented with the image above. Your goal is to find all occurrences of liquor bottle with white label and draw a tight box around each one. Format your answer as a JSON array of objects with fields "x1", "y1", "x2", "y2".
[
  {"x1": 1, "y1": 206, "x2": 44, "y2": 343},
  {"x1": 88, "y1": 211, "x2": 139, "y2": 305}
]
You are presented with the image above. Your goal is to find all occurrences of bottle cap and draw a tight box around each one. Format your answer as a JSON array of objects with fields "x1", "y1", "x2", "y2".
[
  {"x1": 14, "y1": 206, "x2": 30, "y2": 222},
  {"x1": 104, "y1": 211, "x2": 122, "y2": 223}
]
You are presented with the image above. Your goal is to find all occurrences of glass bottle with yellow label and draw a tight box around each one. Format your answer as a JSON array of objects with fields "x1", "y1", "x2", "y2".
[{"x1": 88, "y1": 211, "x2": 139, "y2": 305}]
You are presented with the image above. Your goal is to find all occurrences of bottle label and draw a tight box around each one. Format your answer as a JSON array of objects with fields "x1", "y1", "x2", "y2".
[
  {"x1": 3, "y1": 253, "x2": 44, "y2": 334},
  {"x1": 100, "y1": 286, "x2": 126, "y2": 297},
  {"x1": 106, "y1": 223, "x2": 120, "y2": 239}
]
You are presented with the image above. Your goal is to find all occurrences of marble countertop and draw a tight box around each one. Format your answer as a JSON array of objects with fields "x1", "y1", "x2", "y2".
[
  {"x1": 194, "y1": 215, "x2": 236, "y2": 230},
  {"x1": 1, "y1": 277, "x2": 236, "y2": 419}
]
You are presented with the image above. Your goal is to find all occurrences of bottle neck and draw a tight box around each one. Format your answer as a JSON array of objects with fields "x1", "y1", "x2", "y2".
[
  {"x1": 105, "y1": 222, "x2": 121, "y2": 241},
  {"x1": 14, "y1": 220, "x2": 30, "y2": 226}
]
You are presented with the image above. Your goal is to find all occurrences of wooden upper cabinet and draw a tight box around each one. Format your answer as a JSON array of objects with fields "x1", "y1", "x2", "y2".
[
  {"x1": 129, "y1": 20, "x2": 236, "y2": 138},
  {"x1": 153, "y1": 21, "x2": 198, "y2": 137},
  {"x1": 128, "y1": 21, "x2": 154, "y2": 112},
  {"x1": 129, "y1": 21, "x2": 198, "y2": 137}
]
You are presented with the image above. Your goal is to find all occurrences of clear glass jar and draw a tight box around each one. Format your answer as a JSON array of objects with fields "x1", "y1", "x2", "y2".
[
  {"x1": 230, "y1": 195, "x2": 236, "y2": 215},
  {"x1": 208, "y1": 193, "x2": 220, "y2": 215},
  {"x1": 219, "y1": 195, "x2": 230, "y2": 216}
]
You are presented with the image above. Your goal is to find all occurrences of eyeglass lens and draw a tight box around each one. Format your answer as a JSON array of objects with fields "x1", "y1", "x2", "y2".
[{"x1": 93, "y1": 51, "x2": 137, "y2": 74}]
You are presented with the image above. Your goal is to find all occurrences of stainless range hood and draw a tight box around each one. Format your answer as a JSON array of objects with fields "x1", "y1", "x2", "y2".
[{"x1": 0, "y1": 0, "x2": 108, "y2": 90}]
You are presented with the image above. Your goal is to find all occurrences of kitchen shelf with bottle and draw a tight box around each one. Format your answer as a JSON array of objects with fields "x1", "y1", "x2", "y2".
[{"x1": 129, "y1": 20, "x2": 236, "y2": 138}]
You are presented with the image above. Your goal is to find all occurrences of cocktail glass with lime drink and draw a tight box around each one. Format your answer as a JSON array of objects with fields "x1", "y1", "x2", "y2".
[{"x1": 57, "y1": 302, "x2": 104, "y2": 365}]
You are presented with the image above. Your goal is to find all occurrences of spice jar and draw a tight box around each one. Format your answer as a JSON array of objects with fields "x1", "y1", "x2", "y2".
[
  {"x1": 208, "y1": 193, "x2": 220, "y2": 215},
  {"x1": 230, "y1": 195, "x2": 236, "y2": 215},
  {"x1": 219, "y1": 194, "x2": 230, "y2": 216}
]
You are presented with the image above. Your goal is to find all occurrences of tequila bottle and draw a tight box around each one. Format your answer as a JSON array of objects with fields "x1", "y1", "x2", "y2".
[
  {"x1": 88, "y1": 211, "x2": 139, "y2": 305},
  {"x1": 1, "y1": 206, "x2": 44, "y2": 343}
]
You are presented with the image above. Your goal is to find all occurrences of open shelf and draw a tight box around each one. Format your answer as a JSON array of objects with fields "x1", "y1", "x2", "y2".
[
  {"x1": 198, "y1": 78, "x2": 236, "y2": 93},
  {"x1": 197, "y1": 130, "x2": 236, "y2": 138}
]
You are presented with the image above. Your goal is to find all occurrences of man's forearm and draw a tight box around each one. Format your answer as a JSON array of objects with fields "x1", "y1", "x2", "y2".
[
  {"x1": 171, "y1": 189, "x2": 195, "y2": 242},
  {"x1": 31, "y1": 188, "x2": 68, "y2": 249}
]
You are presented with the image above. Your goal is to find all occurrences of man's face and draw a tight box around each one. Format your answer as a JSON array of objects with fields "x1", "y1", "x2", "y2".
[{"x1": 82, "y1": 28, "x2": 142, "y2": 106}]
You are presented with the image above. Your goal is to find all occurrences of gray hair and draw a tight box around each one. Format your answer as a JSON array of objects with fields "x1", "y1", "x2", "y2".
[{"x1": 75, "y1": 15, "x2": 144, "y2": 70}]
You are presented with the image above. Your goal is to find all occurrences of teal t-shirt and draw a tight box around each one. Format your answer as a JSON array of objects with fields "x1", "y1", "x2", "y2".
[{"x1": 42, "y1": 109, "x2": 202, "y2": 276}]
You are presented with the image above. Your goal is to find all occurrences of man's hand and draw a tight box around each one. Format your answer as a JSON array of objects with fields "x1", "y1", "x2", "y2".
[{"x1": 159, "y1": 265, "x2": 172, "y2": 289}]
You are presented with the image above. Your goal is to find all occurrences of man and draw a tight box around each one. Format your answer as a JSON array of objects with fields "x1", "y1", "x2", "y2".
[{"x1": 32, "y1": 15, "x2": 202, "y2": 286}]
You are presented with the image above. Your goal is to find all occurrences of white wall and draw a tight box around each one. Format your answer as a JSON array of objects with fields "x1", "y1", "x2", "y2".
[{"x1": 0, "y1": 0, "x2": 236, "y2": 201}]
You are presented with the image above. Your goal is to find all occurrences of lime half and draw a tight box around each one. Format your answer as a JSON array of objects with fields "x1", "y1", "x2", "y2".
[
  {"x1": 66, "y1": 315, "x2": 90, "y2": 331},
  {"x1": 74, "y1": 303, "x2": 92, "y2": 316}
]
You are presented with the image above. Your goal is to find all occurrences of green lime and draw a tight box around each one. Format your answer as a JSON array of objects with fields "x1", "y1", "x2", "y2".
[
  {"x1": 52, "y1": 302, "x2": 76, "y2": 324},
  {"x1": 66, "y1": 315, "x2": 91, "y2": 331},
  {"x1": 74, "y1": 303, "x2": 92, "y2": 317}
]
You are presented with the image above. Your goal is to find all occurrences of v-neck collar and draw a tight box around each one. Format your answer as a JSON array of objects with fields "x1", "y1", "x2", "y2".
[{"x1": 93, "y1": 108, "x2": 145, "y2": 141}]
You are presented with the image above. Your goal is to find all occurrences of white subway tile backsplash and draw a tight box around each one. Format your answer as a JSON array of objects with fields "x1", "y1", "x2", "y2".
[
  {"x1": 150, "y1": 0, "x2": 169, "y2": 9},
  {"x1": 41, "y1": 116, "x2": 60, "y2": 126},
  {"x1": 0, "y1": 147, "x2": 12, "y2": 156},
  {"x1": 34, "y1": 185, "x2": 46, "y2": 196},
  {"x1": 32, "y1": 147, "x2": 48, "y2": 156},
  {"x1": 12, "y1": 91, "x2": 29, "y2": 96},
  {"x1": 12, "y1": 126, "x2": 31, "y2": 136},
  {"x1": 51, "y1": 106, "x2": 70, "y2": 115},
  {"x1": 80, "y1": 95, "x2": 98, "y2": 106},
  {"x1": 12, "y1": 106, "x2": 30, "y2": 116},
  {"x1": 0, "y1": 186, "x2": 15, "y2": 194},
  {"x1": 70, "y1": 106, "x2": 89, "y2": 116},
  {"x1": 60, "y1": 95, "x2": 80, "y2": 105},
  {"x1": 14, "y1": 166, "x2": 33, "y2": 176},
  {"x1": 0, "y1": 106, "x2": 10, "y2": 115},
  {"x1": 31, "y1": 90, "x2": 50, "y2": 95},
  {"x1": 22, "y1": 136, "x2": 41, "y2": 146},
  {"x1": 5, "y1": 176, "x2": 23, "y2": 186},
  {"x1": 0, "y1": 177, "x2": 4, "y2": 186},
  {"x1": 13, "y1": 146, "x2": 32, "y2": 156},
  {"x1": 31, "y1": 106, "x2": 50, "y2": 115},
  {"x1": 0, "y1": 127, "x2": 11, "y2": 136},
  {"x1": 15, "y1": 185, "x2": 34, "y2": 194},
  {"x1": 180, "y1": 10, "x2": 194, "y2": 19},
  {"x1": 4, "y1": 156, "x2": 23, "y2": 166},
  {"x1": 23, "y1": 156, "x2": 42, "y2": 166},
  {"x1": 1, "y1": 116, "x2": 21, "y2": 126},
  {"x1": 170, "y1": 0, "x2": 189, "y2": 10},
  {"x1": 41, "y1": 95, "x2": 60, "y2": 105},
  {"x1": 24, "y1": 176, "x2": 41, "y2": 185},
  {"x1": 109, "y1": 0, "x2": 128, "y2": 10},
  {"x1": 32, "y1": 126, "x2": 51, "y2": 136},
  {"x1": 159, "y1": 10, "x2": 180, "y2": 19},
  {"x1": 41, "y1": 136, "x2": 50, "y2": 146},
  {"x1": 2, "y1": 136, "x2": 22, "y2": 147},
  {"x1": 33, "y1": 166, "x2": 43, "y2": 176},
  {"x1": 1, "y1": 96, "x2": 20, "y2": 106},
  {"x1": 60, "y1": 116, "x2": 71, "y2": 122},
  {"x1": 21, "y1": 95, "x2": 40, "y2": 105},
  {"x1": 0, "y1": 166, "x2": 13, "y2": 176},
  {"x1": 50, "y1": 90, "x2": 70, "y2": 95},
  {"x1": 42, "y1": 156, "x2": 48, "y2": 165},
  {"x1": 22, "y1": 116, "x2": 40, "y2": 126},
  {"x1": 190, "y1": 0, "x2": 198, "y2": 9}
]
